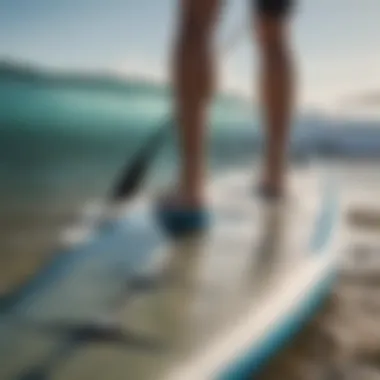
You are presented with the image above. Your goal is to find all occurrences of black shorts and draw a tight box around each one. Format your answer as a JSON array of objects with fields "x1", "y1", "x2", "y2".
[{"x1": 253, "y1": 0, "x2": 293, "y2": 17}]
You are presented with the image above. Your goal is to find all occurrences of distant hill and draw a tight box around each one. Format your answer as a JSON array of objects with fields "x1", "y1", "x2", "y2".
[
  {"x1": 0, "y1": 59, "x2": 170, "y2": 96},
  {"x1": 0, "y1": 60, "x2": 42, "y2": 80},
  {"x1": 0, "y1": 59, "x2": 249, "y2": 106}
]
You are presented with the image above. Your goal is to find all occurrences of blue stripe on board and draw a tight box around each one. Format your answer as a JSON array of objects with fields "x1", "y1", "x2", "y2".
[
  {"x1": 217, "y1": 270, "x2": 337, "y2": 380},
  {"x1": 309, "y1": 179, "x2": 339, "y2": 253},
  {"x1": 0, "y1": 210, "x2": 162, "y2": 314}
]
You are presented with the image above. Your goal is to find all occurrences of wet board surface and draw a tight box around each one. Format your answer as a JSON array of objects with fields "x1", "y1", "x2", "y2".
[{"x1": 0, "y1": 169, "x2": 342, "y2": 380}]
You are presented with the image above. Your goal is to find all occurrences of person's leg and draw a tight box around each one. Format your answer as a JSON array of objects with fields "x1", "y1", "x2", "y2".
[
  {"x1": 253, "y1": 0, "x2": 295, "y2": 197},
  {"x1": 170, "y1": 0, "x2": 222, "y2": 208},
  {"x1": 155, "y1": 0, "x2": 222, "y2": 237}
]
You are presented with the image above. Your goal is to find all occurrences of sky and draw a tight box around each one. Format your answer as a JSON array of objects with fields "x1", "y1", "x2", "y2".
[{"x1": 1, "y1": 0, "x2": 380, "y2": 114}]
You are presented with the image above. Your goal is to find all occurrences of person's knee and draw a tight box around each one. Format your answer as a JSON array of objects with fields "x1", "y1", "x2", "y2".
[
  {"x1": 262, "y1": 39, "x2": 289, "y2": 64},
  {"x1": 178, "y1": 23, "x2": 211, "y2": 48},
  {"x1": 256, "y1": 20, "x2": 290, "y2": 62}
]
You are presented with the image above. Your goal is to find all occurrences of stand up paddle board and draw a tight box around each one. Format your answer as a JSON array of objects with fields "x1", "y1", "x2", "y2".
[{"x1": 0, "y1": 168, "x2": 341, "y2": 380}]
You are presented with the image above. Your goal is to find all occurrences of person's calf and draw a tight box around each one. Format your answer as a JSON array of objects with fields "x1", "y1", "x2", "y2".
[{"x1": 255, "y1": 17, "x2": 295, "y2": 196}]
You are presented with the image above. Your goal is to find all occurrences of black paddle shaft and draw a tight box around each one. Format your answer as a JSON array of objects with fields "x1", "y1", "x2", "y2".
[{"x1": 111, "y1": 120, "x2": 170, "y2": 200}]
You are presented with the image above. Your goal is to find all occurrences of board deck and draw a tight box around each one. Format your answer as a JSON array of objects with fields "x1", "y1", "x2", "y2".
[{"x1": 0, "y1": 169, "x2": 341, "y2": 380}]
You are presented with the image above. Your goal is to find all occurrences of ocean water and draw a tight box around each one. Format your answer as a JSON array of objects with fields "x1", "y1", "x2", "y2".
[{"x1": 0, "y1": 77, "x2": 257, "y2": 202}]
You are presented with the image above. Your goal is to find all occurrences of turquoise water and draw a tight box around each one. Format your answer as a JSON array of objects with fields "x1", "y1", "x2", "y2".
[
  {"x1": 2, "y1": 73, "x2": 380, "y2": 211},
  {"x1": 2, "y1": 69, "x2": 380, "y2": 209},
  {"x1": 0, "y1": 76, "x2": 259, "y2": 215},
  {"x1": 0, "y1": 78, "x2": 254, "y2": 132}
]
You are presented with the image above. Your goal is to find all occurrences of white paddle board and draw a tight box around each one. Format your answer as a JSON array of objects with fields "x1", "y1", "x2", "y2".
[{"x1": 0, "y1": 168, "x2": 342, "y2": 380}]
